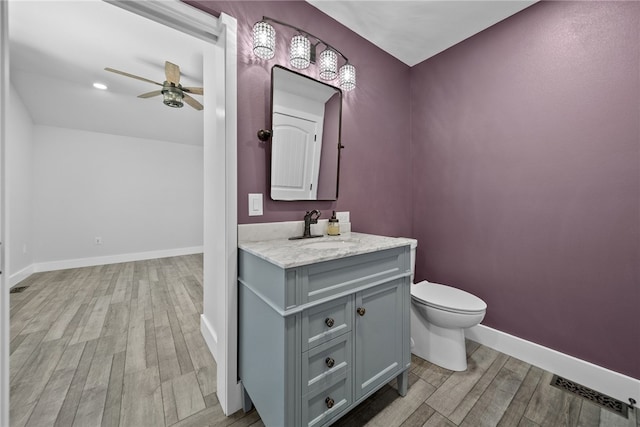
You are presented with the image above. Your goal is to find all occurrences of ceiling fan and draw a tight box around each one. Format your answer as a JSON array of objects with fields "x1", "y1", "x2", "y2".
[{"x1": 105, "y1": 61, "x2": 204, "y2": 110}]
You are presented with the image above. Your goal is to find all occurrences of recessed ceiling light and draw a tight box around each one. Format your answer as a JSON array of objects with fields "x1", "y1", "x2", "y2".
[{"x1": 93, "y1": 82, "x2": 108, "y2": 90}]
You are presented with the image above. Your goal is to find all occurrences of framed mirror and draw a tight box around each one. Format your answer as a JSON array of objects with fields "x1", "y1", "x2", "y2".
[{"x1": 269, "y1": 65, "x2": 342, "y2": 201}]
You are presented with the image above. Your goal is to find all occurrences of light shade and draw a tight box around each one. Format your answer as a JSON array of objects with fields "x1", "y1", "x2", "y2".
[
  {"x1": 162, "y1": 87, "x2": 184, "y2": 108},
  {"x1": 289, "y1": 34, "x2": 311, "y2": 69},
  {"x1": 253, "y1": 21, "x2": 275, "y2": 60},
  {"x1": 339, "y1": 64, "x2": 356, "y2": 91},
  {"x1": 318, "y1": 49, "x2": 338, "y2": 80}
]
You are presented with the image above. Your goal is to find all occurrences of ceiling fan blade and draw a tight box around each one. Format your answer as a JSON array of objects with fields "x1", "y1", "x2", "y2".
[
  {"x1": 138, "y1": 90, "x2": 163, "y2": 99},
  {"x1": 183, "y1": 87, "x2": 203, "y2": 95},
  {"x1": 104, "y1": 67, "x2": 162, "y2": 86},
  {"x1": 183, "y1": 94, "x2": 204, "y2": 111},
  {"x1": 165, "y1": 61, "x2": 181, "y2": 85}
]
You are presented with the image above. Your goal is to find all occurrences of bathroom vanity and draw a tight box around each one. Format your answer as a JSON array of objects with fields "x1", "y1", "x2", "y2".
[{"x1": 238, "y1": 233, "x2": 412, "y2": 427}]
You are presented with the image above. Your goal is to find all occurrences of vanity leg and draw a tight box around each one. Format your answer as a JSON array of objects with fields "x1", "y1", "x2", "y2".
[
  {"x1": 242, "y1": 383, "x2": 253, "y2": 413},
  {"x1": 397, "y1": 370, "x2": 409, "y2": 397}
]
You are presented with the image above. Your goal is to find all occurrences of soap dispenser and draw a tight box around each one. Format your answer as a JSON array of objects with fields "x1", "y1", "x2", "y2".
[{"x1": 327, "y1": 211, "x2": 340, "y2": 236}]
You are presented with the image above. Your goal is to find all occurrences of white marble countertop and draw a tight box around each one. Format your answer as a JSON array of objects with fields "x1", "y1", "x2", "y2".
[{"x1": 238, "y1": 232, "x2": 416, "y2": 268}]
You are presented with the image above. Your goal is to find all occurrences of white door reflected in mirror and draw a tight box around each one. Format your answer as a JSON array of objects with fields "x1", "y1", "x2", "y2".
[{"x1": 271, "y1": 113, "x2": 320, "y2": 200}]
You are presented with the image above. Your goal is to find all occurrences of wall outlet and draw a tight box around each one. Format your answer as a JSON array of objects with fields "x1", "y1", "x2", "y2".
[{"x1": 94, "y1": 237, "x2": 103, "y2": 245}]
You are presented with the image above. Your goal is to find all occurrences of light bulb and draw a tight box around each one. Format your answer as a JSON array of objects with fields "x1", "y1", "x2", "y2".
[
  {"x1": 253, "y1": 21, "x2": 275, "y2": 60},
  {"x1": 289, "y1": 34, "x2": 310, "y2": 69},
  {"x1": 318, "y1": 49, "x2": 338, "y2": 80},
  {"x1": 339, "y1": 64, "x2": 356, "y2": 91}
]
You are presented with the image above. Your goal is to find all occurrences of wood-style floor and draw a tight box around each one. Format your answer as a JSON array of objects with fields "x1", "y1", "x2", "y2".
[{"x1": 9, "y1": 255, "x2": 637, "y2": 427}]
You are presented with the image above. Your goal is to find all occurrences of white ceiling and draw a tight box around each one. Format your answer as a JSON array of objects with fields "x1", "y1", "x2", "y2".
[
  {"x1": 9, "y1": 1, "x2": 536, "y2": 146},
  {"x1": 307, "y1": 1, "x2": 537, "y2": 67},
  {"x1": 9, "y1": 0, "x2": 206, "y2": 146}
]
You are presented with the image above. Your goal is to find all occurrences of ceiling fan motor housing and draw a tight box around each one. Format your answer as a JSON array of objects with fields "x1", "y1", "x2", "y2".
[{"x1": 161, "y1": 82, "x2": 184, "y2": 108}]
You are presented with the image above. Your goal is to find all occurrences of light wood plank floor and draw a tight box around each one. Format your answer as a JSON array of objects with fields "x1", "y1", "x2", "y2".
[
  {"x1": 10, "y1": 255, "x2": 260, "y2": 427},
  {"x1": 10, "y1": 255, "x2": 637, "y2": 427}
]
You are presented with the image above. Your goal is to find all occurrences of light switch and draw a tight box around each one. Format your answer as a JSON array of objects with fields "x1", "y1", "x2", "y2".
[{"x1": 248, "y1": 193, "x2": 263, "y2": 216}]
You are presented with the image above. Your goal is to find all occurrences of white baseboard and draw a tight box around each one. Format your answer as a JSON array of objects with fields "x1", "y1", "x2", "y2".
[
  {"x1": 200, "y1": 314, "x2": 218, "y2": 363},
  {"x1": 9, "y1": 264, "x2": 35, "y2": 288},
  {"x1": 466, "y1": 324, "x2": 640, "y2": 404},
  {"x1": 33, "y1": 246, "x2": 203, "y2": 273}
]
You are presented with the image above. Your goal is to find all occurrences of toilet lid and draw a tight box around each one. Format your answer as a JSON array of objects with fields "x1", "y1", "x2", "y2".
[{"x1": 411, "y1": 281, "x2": 487, "y2": 313}]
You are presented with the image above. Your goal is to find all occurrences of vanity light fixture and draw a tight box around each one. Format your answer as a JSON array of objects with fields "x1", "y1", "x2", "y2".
[
  {"x1": 253, "y1": 20, "x2": 276, "y2": 60},
  {"x1": 290, "y1": 34, "x2": 311, "y2": 69},
  {"x1": 251, "y1": 16, "x2": 356, "y2": 91},
  {"x1": 318, "y1": 49, "x2": 338, "y2": 80},
  {"x1": 339, "y1": 64, "x2": 356, "y2": 91}
]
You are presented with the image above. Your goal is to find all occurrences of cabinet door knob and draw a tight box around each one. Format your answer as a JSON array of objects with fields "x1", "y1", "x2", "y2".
[
  {"x1": 325, "y1": 317, "x2": 335, "y2": 327},
  {"x1": 325, "y1": 357, "x2": 335, "y2": 368},
  {"x1": 356, "y1": 307, "x2": 366, "y2": 316},
  {"x1": 325, "y1": 397, "x2": 335, "y2": 409}
]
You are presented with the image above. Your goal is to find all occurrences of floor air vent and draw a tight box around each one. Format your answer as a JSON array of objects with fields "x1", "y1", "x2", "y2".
[
  {"x1": 10, "y1": 286, "x2": 28, "y2": 294},
  {"x1": 551, "y1": 375, "x2": 628, "y2": 418}
]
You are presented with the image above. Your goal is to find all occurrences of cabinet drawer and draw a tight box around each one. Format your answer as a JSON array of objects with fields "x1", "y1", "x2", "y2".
[
  {"x1": 302, "y1": 371, "x2": 352, "y2": 427},
  {"x1": 302, "y1": 296, "x2": 352, "y2": 351},
  {"x1": 302, "y1": 333, "x2": 351, "y2": 396},
  {"x1": 303, "y1": 247, "x2": 406, "y2": 303}
]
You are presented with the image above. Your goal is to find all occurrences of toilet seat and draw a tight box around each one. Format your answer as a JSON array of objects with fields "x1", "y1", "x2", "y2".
[{"x1": 411, "y1": 281, "x2": 486, "y2": 314}]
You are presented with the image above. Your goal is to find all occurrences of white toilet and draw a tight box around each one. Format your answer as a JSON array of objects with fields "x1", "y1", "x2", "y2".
[{"x1": 407, "y1": 240, "x2": 487, "y2": 371}]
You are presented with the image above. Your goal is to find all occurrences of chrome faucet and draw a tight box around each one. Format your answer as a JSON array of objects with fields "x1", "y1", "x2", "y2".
[{"x1": 289, "y1": 210, "x2": 323, "y2": 240}]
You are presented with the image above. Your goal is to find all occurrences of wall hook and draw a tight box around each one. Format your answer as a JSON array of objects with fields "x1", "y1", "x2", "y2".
[{"x1": 257, "y1": 129, "x2": 272, "y2": 141}]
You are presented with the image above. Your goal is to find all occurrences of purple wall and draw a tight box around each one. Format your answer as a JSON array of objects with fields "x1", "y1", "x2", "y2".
[
  {"x1": 188, "y1": 0, "x2": 639, "y2": 379},
  {"x1": 410, "y1": 1, "x2": 639, "y2": 379},
  {"x1": 188, "y1": 1, "x2": 413, "y2": 237}
]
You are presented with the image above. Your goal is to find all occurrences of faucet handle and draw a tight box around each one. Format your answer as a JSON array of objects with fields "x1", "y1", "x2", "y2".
[{"x1": 305, "y1": 210, "x2": 321, "y2": 223}]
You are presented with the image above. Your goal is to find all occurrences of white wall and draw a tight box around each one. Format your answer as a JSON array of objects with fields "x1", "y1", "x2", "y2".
[
  {"x1": 32, "y1": 125, "x2": 203, "y2": 265},
  {"x1": 6, "y1": 83, "x2": 34, "y2": 286}
]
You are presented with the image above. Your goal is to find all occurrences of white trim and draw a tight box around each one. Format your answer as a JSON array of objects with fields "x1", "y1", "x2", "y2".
[
  {"x1": 221, "y1": 12, "x2": 241, "y2": 414},
  {"x1": 200, "y1": 313, "x2": 219, "y2": 361},
  {"x1": 0, "y1": 0, "x2": 9, "y2": 422},
  {"x1": 105, "y1": 0, "x2": 220, "y2": 43},
  {"x1": 204, "y1": 11, "x2": 241, "y2": 415},
  {"x1": 32, "y1": 246, "x2": 203, "y2": 273},
  {"x1": 218, "y1": 13, "x2": 242, "y2": 415},
  {"x1": 10, "y1": 246, "x2": 204, "y2": 286},
  {"x1": 466, "y1": 324, "x2": 640, "y2": 403},
  {"x1": 9, "y1": 264, "x2": 34, "y2": 288}
]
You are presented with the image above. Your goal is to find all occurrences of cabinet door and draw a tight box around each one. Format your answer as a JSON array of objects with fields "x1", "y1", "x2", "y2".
[{"x1": 354, "y1": 280, "x2": 404, "y2": 400}]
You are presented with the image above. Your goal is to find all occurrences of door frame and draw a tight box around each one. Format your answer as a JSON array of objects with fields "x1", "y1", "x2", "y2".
[
  {"x1": 0, "y1": 1, "x2": 240, "y2": 423},
  {"x1": 1, "y1": 0, "x2": 9, "y2": 424}
]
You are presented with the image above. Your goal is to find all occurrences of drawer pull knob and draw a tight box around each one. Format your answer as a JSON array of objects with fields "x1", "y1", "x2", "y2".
[
  {"x1": 325, "y1": 357, "x2": 335, "y2": 368},
  {"x1": 325, "y1": 397, "x2": 335, "y2": 409},
  {"x1": 357, "y1": 307, "x2": 366, "y2": 316},
  {"x1": 325, "y1": 317, "x2": 335, "y2": 328}
]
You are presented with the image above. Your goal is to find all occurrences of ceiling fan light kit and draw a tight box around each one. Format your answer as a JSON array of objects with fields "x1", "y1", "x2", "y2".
[
  {"x1": 162, "y1": 83, "x2": 184, "y2": 108},
  {"x1": 105, "y1": 61, "x2": 204, "y2": 110}
]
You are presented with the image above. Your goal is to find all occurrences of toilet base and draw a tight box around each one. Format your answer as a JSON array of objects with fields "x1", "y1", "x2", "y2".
[{"x1": 411, "y1": 306, "x2": 468, "y2": 371}]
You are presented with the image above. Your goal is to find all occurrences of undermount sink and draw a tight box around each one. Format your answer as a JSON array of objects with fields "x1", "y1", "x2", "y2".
[{"x1": 302, "y1": 239, "x2": 359, "y2": 249}]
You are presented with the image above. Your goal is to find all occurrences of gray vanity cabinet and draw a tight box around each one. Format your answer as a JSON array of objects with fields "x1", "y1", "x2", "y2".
[
  {"x1": 354, "y1": 279, "x2": 405, "y2": 400},
  {"x1": 238, "y1": 244, "x2": 411, "y2": 427}
]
